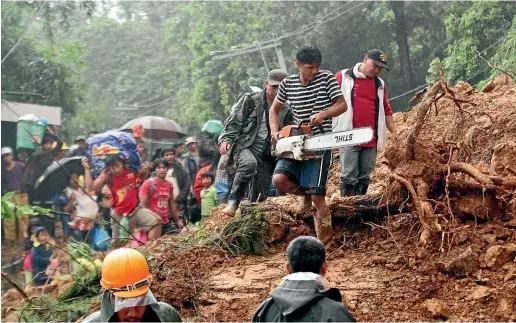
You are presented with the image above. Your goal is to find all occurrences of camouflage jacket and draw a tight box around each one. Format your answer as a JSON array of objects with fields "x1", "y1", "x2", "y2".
[{"x1": 219, "y1": 89, "x2": 293, "y2": 167}]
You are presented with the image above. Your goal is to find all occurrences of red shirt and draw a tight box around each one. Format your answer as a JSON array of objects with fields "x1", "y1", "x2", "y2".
[
  {"x1": 194, "y1": 165, "x2": 211, "y2": 203},
  {"x1": 104, "y1": 169, "x2": 139, "y2": 215},
  {"x1": 335, "y1": 71, "x2": 393, "y2": 148},
  {"x1": 140, "y1": 178, "x2": 172, "y2": 224}
]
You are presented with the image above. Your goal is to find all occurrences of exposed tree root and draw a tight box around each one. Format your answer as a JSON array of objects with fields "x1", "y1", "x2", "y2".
[{"x1": 390, "y1": 174, "x2": 441, "y2": 247}]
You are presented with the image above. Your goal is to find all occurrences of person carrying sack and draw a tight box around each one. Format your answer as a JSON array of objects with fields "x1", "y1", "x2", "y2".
[{"x1": 83, "y1": 155, "x2": 161, "y2": 247}]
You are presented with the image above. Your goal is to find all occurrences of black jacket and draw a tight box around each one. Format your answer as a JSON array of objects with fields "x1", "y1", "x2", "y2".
[
  {"x1": 172, "y1": 162, "x2": 191, "y2": 205},
  {"x1": 252, "y1": 273, "x2": 356, "y2": 322},
  {"x1": 21, "y1": 133, "x2": 62, "y2": 195}
]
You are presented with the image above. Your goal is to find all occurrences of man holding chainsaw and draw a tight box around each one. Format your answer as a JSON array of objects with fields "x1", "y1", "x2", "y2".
[
  {"x1": 270, "y1": 46, "x2": 347, "y2": 248},
  {"x1": 334, "y1": 49, "x2": 399, "y2": 197},
  {"x1": 219, "y1": 69, "x2": 294, "y2": 215}
]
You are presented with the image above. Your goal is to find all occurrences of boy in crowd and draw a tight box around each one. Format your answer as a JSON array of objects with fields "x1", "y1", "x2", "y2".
[
  {"x1": 139, "y1": 158, "x2": 184, "y2": 231},
  {"x1": 200, "y1": 172, "x2": 217, "y2": 219}
]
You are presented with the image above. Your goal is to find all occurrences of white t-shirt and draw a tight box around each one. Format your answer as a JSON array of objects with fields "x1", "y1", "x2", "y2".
[
  {"x1": 165, "y1": 169, "x2": 180, "y2": 199},
  {"x1": 65, "y1": 187, "x2": 98, "y2": 220}
]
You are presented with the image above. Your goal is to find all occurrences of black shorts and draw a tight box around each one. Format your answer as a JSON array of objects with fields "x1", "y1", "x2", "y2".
[{"x1": 273, "y1": 150, "x2": 333, "y2": 195}]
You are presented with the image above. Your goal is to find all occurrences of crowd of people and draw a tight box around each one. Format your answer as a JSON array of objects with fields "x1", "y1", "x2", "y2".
[{"x1": 2, "y1": 44, "x2": 398, "y2": 321}]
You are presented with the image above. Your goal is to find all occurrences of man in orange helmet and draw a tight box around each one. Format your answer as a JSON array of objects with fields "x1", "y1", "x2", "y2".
[{"x1": 83, "y1": 248, "x2": 182, "y2": 322}]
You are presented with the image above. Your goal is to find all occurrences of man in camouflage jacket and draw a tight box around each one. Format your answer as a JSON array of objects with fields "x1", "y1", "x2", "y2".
[{"x1": 219, "y1": 69, "x2": 294, "y2": 214}]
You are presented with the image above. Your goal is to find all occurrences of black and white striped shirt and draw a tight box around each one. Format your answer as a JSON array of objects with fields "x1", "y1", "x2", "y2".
[{"x1": 276, "y1": 70, "x2": 342, "y2": 134}]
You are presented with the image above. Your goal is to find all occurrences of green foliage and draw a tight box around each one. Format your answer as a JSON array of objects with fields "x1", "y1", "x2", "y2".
[
  {"x1": 426, "y1": 58, "x2": 444, "y2": 85},
  {"x1": 17, "y1": 295, "x2": 99, "y2": 322},
  {"x1": 442, "y1": 1, "x2": 516, "y2": 82},
  {"x1": 59, "y1": 268, "x2": 102, "y2": 301},
  {"x1": 3, "y1": 1, "x2": 514, "y2": 133},
  {"x1": 490, "y1": 17, "x2": 516, "y2": 79},
  {"x1": 207, "y1": 208, "x2": 269, "y2": 256},
  {"x1": 1, "y1": 192, "x2": 51, "y2": 220}
]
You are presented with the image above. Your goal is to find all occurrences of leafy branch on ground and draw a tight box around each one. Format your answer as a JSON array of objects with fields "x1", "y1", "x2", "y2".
[{"x1": 1, "y1": 192, "x2": 52, "y2": 220}]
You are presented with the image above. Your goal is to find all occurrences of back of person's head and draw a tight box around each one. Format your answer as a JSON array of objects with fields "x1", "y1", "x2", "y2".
[
  {"x1": 152, "y1": 158, "x2": 169, "y2": 170},
  {"x1": 286, "y1": 236, "x2": 326, "y2": 274},
  {"x1": 104, "y1": 154, "x2": 121, "y2": 168},
  {"x1": 161, "y1": 147, "x2": 175, "y2": 157},
  {"x1": 296, "y1": 46, "x2": 322, "y2": 65}
]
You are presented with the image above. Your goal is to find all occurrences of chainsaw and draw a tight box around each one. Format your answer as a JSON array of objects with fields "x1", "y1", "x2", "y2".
[{"x1": 273, "y1": 122, "x2": 374, "y2": 160}]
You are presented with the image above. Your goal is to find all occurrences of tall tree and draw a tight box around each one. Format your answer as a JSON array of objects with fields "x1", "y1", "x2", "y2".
[{"x1": 390, "y1": 1, "x2": 415, "y2": 88}]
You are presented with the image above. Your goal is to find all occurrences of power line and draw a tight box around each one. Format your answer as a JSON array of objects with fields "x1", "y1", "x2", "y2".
[
  {"x1": 389, "y1": 84, "x2": 427, "y2": 102},
  {"x1": 1, "y1": 1, "x2": 46, "y2": 65},
  {"x1": 111, "y1": 58, "x2": 232, "y2": 120},
  {"x1": 210, "y1": 1, "x2": 364, "y2": 57},
  {"x1": 278, "y1": 2, "x2": 366, "y2": 42},
  {"x1": 389, "y1": 32, "x2": 510, "y2": 103}
]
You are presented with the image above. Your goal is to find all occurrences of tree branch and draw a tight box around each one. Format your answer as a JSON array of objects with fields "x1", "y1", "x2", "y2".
[
  {"x1": 476, "y1": 50, "x2": 516, "y2": 81},
  {"x1": 1, "y1": 272, "x2": 28, "y2": 300}
]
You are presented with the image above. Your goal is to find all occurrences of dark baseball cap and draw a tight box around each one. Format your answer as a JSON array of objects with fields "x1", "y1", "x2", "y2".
[
  {"x1": 267, "y1": 69, "x2": 289, "y2": 86},
  {"x1": 367, "y1": 49, "x2": 389, "y2": 71}
]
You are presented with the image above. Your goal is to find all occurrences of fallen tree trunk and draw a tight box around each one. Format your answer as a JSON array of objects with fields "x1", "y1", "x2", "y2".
[{"x1": 242, "y1": 194, "x2": 400, "y2": 222}]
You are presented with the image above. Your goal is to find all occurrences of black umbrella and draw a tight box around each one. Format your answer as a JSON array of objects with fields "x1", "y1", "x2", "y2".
[{"x1": 32, "y1": 157, "x2": 85, "y2": 201}]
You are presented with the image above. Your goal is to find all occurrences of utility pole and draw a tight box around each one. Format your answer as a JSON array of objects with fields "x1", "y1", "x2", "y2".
[
  {"x1": 274, "y1": 43, "x2": 287, "y2": 71},
  {"x1": 210, "y1": 39, "x2": 287, "y2": 72}
]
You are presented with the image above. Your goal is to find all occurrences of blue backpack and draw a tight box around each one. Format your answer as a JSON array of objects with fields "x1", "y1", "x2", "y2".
[{"x1": 86, "y1": 131, "x2": 141, "y2": 178}]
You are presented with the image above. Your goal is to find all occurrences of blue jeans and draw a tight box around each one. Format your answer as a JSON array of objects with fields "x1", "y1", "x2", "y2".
[
  {"x1": 60, "y1": 214, "x2": 72, "y2": 237},
  {"x1": 274, "y1": 151, "x2": 333, "y2": 195}
]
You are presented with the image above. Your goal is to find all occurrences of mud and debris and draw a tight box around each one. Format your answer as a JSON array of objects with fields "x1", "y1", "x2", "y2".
[{"x1": 2, "y1": 76, "x2": 516, "y2": 322}]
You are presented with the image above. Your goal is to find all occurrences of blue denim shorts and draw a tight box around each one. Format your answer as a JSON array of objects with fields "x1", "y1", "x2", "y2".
[{"x1": 273, "y1": 150, "x2": 333, "y2": 195}]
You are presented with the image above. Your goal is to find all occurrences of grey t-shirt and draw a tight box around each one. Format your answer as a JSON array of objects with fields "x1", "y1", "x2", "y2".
[{"x1": 250, "y1": 109, "x2": 271, "y2": 157}]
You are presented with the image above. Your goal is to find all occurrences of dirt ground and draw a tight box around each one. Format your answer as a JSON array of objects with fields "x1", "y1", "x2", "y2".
[{"x1": 150, "y1": 214, "x2": 515, "y2": 322}]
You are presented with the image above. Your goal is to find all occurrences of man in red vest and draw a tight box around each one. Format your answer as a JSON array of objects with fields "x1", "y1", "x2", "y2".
[{"x1": 333, "y1": 49, "x2": 399, "y2": 197}]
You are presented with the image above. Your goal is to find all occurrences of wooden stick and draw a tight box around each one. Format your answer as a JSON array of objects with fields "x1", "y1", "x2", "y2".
[{"x1": 1, "y1": 272, "x2": 28, "y2": 300}]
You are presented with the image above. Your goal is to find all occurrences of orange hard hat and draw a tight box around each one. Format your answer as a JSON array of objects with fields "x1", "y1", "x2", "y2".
[{"x1": 100, "y1": 248, "x2": 152, "y2": 298}]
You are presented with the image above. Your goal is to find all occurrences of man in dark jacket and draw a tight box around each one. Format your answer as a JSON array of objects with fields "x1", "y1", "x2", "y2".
[
  {"x1": 21, "y1": 133, "x2": 62, "y2": 198},
  {"x1": 67, "y1": 136, "x2": 88, "y2": 157},
  {"x1": 252, "y1": 236, "x2": 356, "y2": 322},
  {"x1": 219, "y1": 69, "x2": 294, "y2": 215}
]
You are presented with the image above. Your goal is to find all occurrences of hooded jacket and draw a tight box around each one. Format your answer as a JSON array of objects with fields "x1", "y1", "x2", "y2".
[
  {"x1": 31, "y1": 227, "x2": 53, "y2": 285},
  {"x1": 252, "y1": 272, "x2": 356, "y2": 322},
  {"x1": 22, "y1": 217, "x2": 42, "y2": 252},
  {"x1": 83, "y1": 290, "x2": 182, "y2": 323}
]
